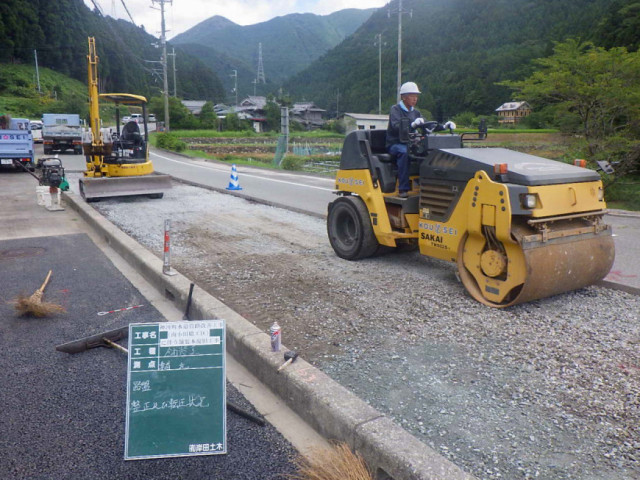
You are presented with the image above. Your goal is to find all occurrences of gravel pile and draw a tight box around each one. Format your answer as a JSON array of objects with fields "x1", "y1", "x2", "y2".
[{"x1": 70, "y1": 177, "x2": 640, "y2": 480}]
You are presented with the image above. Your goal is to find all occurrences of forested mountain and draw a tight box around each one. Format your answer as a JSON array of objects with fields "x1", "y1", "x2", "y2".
[
  {"x1": 284, "y1": 0, "x2": 628, "y2": 118},
  {"x1": 175, "y1": 43, "x2": 257, "y2": 103},
  {"x1": 171, "y1": 9, "x2": 375, "y2": 92},
  {"x1": 0, "y1": 0, "x2": 224, "y2": 102},
  {"x1": 595, "y1": 0, "x2": 640, "y2": 52}
]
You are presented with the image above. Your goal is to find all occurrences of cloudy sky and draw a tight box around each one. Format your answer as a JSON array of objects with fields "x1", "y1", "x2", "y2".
[{"x1": 85, "y1": 0, "x2": 389, "y2": 39}]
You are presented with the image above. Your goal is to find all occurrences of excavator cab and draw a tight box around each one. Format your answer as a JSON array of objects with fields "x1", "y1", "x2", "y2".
[{"x1": 100, "y1": 94, "x2": 149, "y2": 163}]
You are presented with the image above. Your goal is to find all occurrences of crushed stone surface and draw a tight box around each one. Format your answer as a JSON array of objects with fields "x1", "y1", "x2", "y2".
[{"x1": 74, "y1": 178, "x2": 640, "y2": 480}]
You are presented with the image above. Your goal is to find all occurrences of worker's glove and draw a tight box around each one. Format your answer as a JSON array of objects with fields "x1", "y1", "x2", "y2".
[
  {"x1": 443, "y1": 121, "x2": 456, "y2": 131},
  {"x1": 411, "y1": 117, "x2": 426, "y2": 129}
]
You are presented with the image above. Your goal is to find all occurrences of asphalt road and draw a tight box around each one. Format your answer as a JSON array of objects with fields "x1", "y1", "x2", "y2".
[{"x1": 0, "y1": 232, "x2": 298, "y2": 480}]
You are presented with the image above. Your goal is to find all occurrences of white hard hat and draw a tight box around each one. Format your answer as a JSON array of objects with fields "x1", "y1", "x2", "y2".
[{"x1": 399, "y1": 82, "x2": 421, "y2": 95}]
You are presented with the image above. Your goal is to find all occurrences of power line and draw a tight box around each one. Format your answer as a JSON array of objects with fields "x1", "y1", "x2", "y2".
[{"x1": 119, "y1": 0, "x2": 137, "y2": 26}]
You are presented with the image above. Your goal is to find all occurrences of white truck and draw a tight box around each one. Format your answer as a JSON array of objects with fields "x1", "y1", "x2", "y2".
[
  {"x1": 121, "y1": 113, "x2": 143, "y2": 124},
  {"x1": 42, "y1": 113, "x2": 84, "y2": 155},
  {"x1": 0, "y1": 115, "x2": 35, "y2": 170}
]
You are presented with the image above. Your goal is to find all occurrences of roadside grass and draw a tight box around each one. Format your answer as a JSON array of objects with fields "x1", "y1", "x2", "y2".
[
  {"x1": 167, "y1": 129, "x2": 343, "y2": 140},
  {"x1": 602, "y1": 175, "x2": 640, "y2": 210}
]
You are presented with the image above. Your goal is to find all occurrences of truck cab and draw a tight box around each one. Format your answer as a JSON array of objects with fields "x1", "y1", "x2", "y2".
[
  {"x1": 0, "y1": 116, "x2": 35, "y2": 170},
  {"x1": 42, "y1": 113, "x2": 83, "y2": 155}
]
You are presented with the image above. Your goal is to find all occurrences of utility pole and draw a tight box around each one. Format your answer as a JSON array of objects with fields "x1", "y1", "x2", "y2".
[
  {"x1": 256, "y1": 43, "x2": 266, "y2": 84},
  {"x1": 389, "y1": 0, "x2": 412, "y2": 102},
  {"x1": 252, "y1": 78, "x2": 257, "y2": 96},
  {"x1": 336, "y1": 88, "x2": 340, "y2": 119},
  {"x1": 374, "y1": 34, "x2": 383, "y2": 114},
  {"x1": 230, "y1": 70, "x2": 238, "y2": 108},
  {"x1": 396, "y1": 0, "x2": 402, "y2": 102},
  {"x1": 151, "y1": 0, "x2": 171, "y2": 131},
  {"x1": 34, "y1": 50, "x2": 41, "y2": 94},
  {"x1": 168, "y1": 47, "x2": 177, "y2": 97}
]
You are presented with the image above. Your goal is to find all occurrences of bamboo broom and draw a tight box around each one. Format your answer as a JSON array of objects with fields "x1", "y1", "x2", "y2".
[
  {"x1": 288, "y1": 442, "x2": 374, "y2": 480},
  {"x1": 13, "y1": 270, "x2": 65, "y2": 317}
]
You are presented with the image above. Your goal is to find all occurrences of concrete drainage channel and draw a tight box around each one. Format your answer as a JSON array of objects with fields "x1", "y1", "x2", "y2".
[{"x1": 64, "y1": 190, "x2": 476, "y2": 480}]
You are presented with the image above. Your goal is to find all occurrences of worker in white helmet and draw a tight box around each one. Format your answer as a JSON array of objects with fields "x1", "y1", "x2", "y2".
[
  {"x1": 386, "y1": 82, "x2": 455, "y2": 198},
  {"x1": 385, "y1": 81, "x2": 425, "y2": 198}
]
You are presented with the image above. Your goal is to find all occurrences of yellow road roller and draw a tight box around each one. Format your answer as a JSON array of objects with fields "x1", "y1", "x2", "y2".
[{"x1": 327, "y1": 122, "x2": 615, "y2": 307}]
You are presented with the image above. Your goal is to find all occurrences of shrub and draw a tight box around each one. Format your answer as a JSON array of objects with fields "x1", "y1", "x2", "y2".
[
  {"x1": 452, "y1": 111, "x2": 477, "y2": 128},
  {"x1": 280, "y1": 155, "x2": 306, "y2": 170},
  {"x1": 156, "y1": 132, "x2": 186, "y2": 152}
]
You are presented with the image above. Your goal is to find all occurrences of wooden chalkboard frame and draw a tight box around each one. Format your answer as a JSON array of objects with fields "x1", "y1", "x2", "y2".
[{"x1": 124, "y1": 320, "x2": 226, "y2": 460}]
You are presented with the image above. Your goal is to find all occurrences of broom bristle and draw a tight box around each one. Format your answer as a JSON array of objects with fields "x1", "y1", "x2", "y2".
[
  {"x1": 289, "y1": 442, "x2": 374, "y2": 480},
  {"x1": 12, "y1": 294, "x2": 66, "y2": 317}
]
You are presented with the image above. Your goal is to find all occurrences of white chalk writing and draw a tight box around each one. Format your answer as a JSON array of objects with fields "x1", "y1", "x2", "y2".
[{"x1": 130, "y1": 394, "x2": 209, "y2": 413}]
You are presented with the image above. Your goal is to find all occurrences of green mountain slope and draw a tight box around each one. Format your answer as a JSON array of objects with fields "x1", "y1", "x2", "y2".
[
  {"x1": 0, "y1": 0, "x2": 225, "y2": 103},
  {"x1": 284, "y1": 0, "x2": 622, "y2": 118},
  {"x1": 175, "y1": 43, "x2": 258, "y2": 103},
  {"x1": 171, "y1": 9, "x2": 375, "y2": 86}
]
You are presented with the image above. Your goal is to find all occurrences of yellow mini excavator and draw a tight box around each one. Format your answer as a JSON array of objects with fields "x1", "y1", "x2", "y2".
[
  {"x1": 79, "y1": 37, "x2": 171, "y2": 201},
  {"x1": 327, "y1": 120, "x2": 615, "y2": 308}
]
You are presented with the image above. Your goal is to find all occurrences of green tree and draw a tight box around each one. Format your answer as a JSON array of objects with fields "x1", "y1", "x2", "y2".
[
  {"x1": 199, "y1": 101, "x2": 218, "y2": 129},
  {"x1": 501, "y1": 39, "x2": 640, "y2": 156},
  {"x1": 263, "y1": 97, "x2": 281, "y2": 131},
  {"x1": 149, "y1": 96, "x2": 198, "y2": 129},
  {"x1": 223, "y1": 112, "x2": 241, "y2": 131}
]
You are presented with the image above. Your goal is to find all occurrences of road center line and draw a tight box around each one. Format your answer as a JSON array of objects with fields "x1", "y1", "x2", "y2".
[{"x1": 151, "y1": 151, "x2": 335, "y2": 192}]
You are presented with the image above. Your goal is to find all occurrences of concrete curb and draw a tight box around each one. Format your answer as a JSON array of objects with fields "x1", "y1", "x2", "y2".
[
  {"x1": 596, "y1": 279, "x2": 640, "y2": 297},
  {"x1": 63, "y1": 191, "x2": 476, "y2": 480}
]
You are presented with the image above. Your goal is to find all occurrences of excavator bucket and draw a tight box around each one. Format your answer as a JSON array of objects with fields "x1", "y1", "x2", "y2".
[{"x1": 78, "y1": 174, "x2": 172, "y2": 201}]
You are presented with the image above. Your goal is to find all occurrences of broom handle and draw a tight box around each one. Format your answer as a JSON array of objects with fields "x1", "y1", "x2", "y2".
[
  {"x1": 103, "y1": 338, "x2": 129, "y2": 354},
  {"x1": 38, "y1": 270, "x2": 53, "y2": 294}
]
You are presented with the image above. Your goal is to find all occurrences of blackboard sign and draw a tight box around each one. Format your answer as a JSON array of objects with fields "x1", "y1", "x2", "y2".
[{"x1": 125, "y1": 320, "x2": 226, "y2": 460}]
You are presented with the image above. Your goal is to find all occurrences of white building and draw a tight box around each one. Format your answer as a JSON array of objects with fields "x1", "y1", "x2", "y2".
[{"x1": 342, "y1": 113, "x2": 389, "y2": 133}]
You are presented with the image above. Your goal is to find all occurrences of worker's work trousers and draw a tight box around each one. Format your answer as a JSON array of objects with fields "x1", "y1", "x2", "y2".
[{"x1": 388, "y1": 143, "x2": 410, "y2": 193}]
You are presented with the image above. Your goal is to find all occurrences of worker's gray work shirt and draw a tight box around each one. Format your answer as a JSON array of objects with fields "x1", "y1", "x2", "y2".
[{"x1": 386, "y1": 102, "x2": 422, "y2": 148}]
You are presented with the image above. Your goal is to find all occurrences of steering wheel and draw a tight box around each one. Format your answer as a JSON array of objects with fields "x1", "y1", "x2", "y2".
[{"x1": 418, "y1": 121, "x2": 440, "y2": 134}]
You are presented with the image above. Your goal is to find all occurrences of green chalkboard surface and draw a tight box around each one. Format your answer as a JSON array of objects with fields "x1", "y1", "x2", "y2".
[{"x1": 125, "y1": 320, "x2": 226, "y2": 460}]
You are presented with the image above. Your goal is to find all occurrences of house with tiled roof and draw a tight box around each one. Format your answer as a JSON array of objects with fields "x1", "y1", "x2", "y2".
[
  {"x1": 291, "y1": 102, "x2": 326, "y2": 130},
  {"x1": 496, "y1": 101, "x2": 532, "y2": 124},
  {"x1": 181, "y1": 100, "x2": 207, "y2": 115}
]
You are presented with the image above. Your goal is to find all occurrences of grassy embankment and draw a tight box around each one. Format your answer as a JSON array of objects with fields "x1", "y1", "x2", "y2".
[{"x1": 0, "y1": 64, "x2": 127, "y2": 121}]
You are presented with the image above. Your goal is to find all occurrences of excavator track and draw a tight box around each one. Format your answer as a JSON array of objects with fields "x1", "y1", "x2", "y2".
[{"x1": 457, "y1": 217, "x2": 615, "y2": 308}]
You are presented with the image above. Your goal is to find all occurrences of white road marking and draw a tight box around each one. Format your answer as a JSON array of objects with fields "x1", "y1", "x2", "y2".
[{"x1": 150, "y1": 151, "x2": 335, "y2": 192}]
